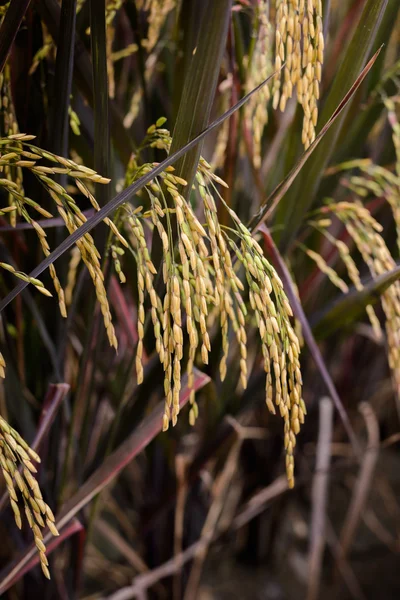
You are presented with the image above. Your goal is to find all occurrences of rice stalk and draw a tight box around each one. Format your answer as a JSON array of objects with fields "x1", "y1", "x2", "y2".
[{"x1": 302, "y1": 245, "x2": 349, "y2": 294}]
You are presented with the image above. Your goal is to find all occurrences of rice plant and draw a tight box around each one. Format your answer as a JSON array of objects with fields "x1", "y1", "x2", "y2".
[{"x1": 0, "y1": 1, "x2": 399, "y2": 598}]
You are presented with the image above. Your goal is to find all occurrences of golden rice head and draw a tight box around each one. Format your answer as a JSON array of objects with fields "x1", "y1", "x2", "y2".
[
  {"x1": 304, "y1": 247, "x2": 349, "y2": 294},
  {"x1": 0, "y1": 352, "x2": 5, "y2": 378},
  {"x1": 123, "y1": 120, "x2": 303, "y2": 486},
  {"x1": 273, "y1": 0, "x2": 323, "y2": 148},
  {"x1": 200, "y1": 160, "x2": 304, "y2": 484},
  {"x1": 328, "y1": 157, "x2": 400, "y2": 255},
  {"x1": 123, "y1": 161, "x2": 213, "y2": 430},
  {"x1": 0, "y1": 134, "x2": 121, "y2": 343},
  {"x1": 246, "y1": 0, "x2": 273, "y2": 169},
  {"x1": 224, "y1": 218, "x2": 303, "y2": 488},
  {"x1": 0, "y1": 416, "x2": 59, "y2": 578},
  {"x1": 311, "y1": 218, "x2": 382, "y2": 340},
  {"x1": 328, "y1": 201, "x2": 400, "y2": 413},
  {"x1": 141, "y1": 0, "x2": 177, "y2": 53},
  {"x1": 328, "y1": 127, "x2": 400, "y2": 258}
]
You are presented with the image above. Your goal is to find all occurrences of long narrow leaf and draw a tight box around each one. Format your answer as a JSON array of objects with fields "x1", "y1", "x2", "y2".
[
  {"x1": 90, "y1": 0, "x2": 110, "y2": 207},
  {"x1": 169, "y1": 0, "x2": 232, "y2": 197},
  {"x1": 0, "y1": 0, "x2": 32, "y2": 74},
  {"x1": 50, "y1": 0, "x2": 77, "y2": 160}
]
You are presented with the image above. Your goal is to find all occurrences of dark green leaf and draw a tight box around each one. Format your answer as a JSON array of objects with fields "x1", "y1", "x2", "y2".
[
  {"x1": 89, "y1": 0, "x2": 110, "y2": 207},
  {"x1": 50, "y1": 0, "x2": 77, "y2": 161},
  {"x1": 169, "y1": 0, "x2": 232, "y2": 198},
  {"x1": 0, "y1": 0, "x2": 32, "y2": 74}
]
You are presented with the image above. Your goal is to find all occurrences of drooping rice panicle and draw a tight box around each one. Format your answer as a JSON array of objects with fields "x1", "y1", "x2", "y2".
[
  {"x1": 0, "y1": 133, "x2": 124, "y2": 346},
  {"x1": 0, "y1": 262, "x2": 53, "y2": 298},
  {"x1": 120, "y1": 119, "x2": 304, "y2": 486},
  {"x1": 303, "y1": 246, "x2": 349, "y2": 294},
  {"x1": 273, "y1": 0, "x2": 324, "y2": 148},
  {"x1": 0, "y1": 416, "x2": 59, "y2": 578},
  {"x1": 310, "y1": 219, "x2": 382, "y2": 340},
  {"x1": 141, "y1": 0, "x2": 177, "y2": 53},
  {"x1": 325, "y1": 201, "x2": 400, "y2": 413},
  {"x1": 245, "y1": 1, "x2": 273, "y2": 169}
]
